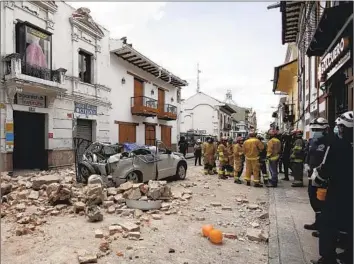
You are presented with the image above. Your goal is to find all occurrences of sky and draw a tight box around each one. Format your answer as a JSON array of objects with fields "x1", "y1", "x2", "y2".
[{"x1": 69, "y1": 2, "x2": 287, "y2": 131}]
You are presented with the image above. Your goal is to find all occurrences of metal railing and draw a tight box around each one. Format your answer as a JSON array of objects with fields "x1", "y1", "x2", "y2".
[
  {"x1": 131, "y1": 96, "x2": 158, "y2": 109},
  {"x1": 164, "y1": 104, "x2": 177, "y2": 114}
]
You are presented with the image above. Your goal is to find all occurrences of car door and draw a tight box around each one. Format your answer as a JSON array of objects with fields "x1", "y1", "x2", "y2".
[
  {"x1": 156, "y1": 146, "x2": 176, "y2": 180},
  {"x1": 132, "y1": 149, "x2": 158, "y2": 182}
]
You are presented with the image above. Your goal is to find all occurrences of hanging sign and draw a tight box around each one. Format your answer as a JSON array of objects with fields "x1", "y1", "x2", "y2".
[
  {"x1": 319, "y1": 37, "x2": 349, "y2": 77},
  {"x1": 74, "y1": 102, "x2": 97, "y2": 115}
]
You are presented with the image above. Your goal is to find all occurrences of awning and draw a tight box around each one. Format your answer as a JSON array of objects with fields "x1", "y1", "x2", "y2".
[
  {"x1": 306, "y1": 3, "x2": 353, "y2": 57},
  {"x1": 273, "y1": 59, "x2": 298, "y2": 94},
  {"x1": 112, "y1": 45, "x2": 188, "y2": 87},
  {"x1": 280, "y1": 1, "x2": 303, "y2": 45}
]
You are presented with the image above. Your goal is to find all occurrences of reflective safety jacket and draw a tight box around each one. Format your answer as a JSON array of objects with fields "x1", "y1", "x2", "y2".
[
  {"x1": 203, "y1": 142, "x2": 216, "y2": 164},
  {"x1": 267, "y1": 137, "x2": 282, "y2": 161},
  {"x1": 242, "y1": 137, "x2": 264, "y2": 160},
  {"x1": 227, "y1": 143, "x2": 234, "y2": 165},
  {"x1": 291, "y1": 138, "x2": 306, "y2": 163},
  {"x1": 233, "y1": 143, "x2": 243, "y2": 160},
  {"x1": 217, "y1": 143, "x2": 228, "y2": 163}
]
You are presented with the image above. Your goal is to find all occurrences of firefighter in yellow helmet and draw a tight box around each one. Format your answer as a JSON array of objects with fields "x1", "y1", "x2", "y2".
[
  {"x1": 266, "y1": 130, "x2": 282, "y2": 187},
  {"x1": 217, "y1": 137, "x2": 229, "y2": 179},
  {"x1": 233, "y1": 136, "x2": 244, "y2": 184},
  {"x1": 202, "y1": 136, "x2": 217, "y2": 175},
  {"x1": 225, "y1": 137, "x2": 234, "y2": 177},
  {"x1": 242, "y1": 130, "x2": 264, "y2": 187}
]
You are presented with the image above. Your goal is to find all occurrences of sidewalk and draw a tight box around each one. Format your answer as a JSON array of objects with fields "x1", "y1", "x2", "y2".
[{"x1": 268, "y1": 175, "x2": 319, "y2": 264}]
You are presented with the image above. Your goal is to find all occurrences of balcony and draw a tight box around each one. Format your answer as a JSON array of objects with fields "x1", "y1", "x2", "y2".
[
  {"x1": 3, "y1": 53, "x2": 67, "y2": 106},
  {"x1": 131, "y1": 96, "x2": 158, "y2": 117},
  {"x1": 157, "y1": 104, "x2": 177, "y2": 120}
]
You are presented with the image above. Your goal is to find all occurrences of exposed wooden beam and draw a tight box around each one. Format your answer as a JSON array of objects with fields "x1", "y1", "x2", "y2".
[
  {"x1": 123, "y1": 55, "x2": 137, "y2": 60},
  {"x1": 116, "y1": 51, "x2": 131, "y2": 56},
  {"x1": 129, "y1": 58, "x2": 142, "y2": 63}
]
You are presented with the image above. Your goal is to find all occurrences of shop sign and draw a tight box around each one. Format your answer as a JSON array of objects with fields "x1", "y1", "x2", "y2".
[
  {"x1": 5, "y1": 122, "x2": 14, "y2": 150},
  {"x1": 319, "y1": 37, "x2": 349, "y2": 76},
  {"x1": 74, "y1": 102, "x2": 97, "y2": 115},
  {"x1": 327, "y1": 51, "x2": 351, "y2": 80},
  {"x1": 16, "y1": 93, "x2": 46, "y2": 108}
]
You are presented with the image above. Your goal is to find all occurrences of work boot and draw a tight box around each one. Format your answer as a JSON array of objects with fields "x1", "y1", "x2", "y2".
[
  {"x1": 291, "y1": 182, "x2": 304, "y2": 187},
  {"x1": 254, "y1": 183, "x2": 263, "y2": 188},
  {"x1": 234, "y1": 179, "x2": 242, "y2": 184},
  {"x1": 312, "y1": 231, "x2": 319, "y2": 238},
  {"x1": 266, "y1": 182, "x2": 277, "y2": 188},
  {"x1": 304, "y1": 223, "x2": 318, "y2": 231},
  {"x1": 246, "y1": 181, "x2": 251, "y2": 186},
  {"x1": 263, "y1": 180, "x2": 269, "y2": 185},
  {"x1": 281, "y1": 177, "x2": 290, "y2": 181}
]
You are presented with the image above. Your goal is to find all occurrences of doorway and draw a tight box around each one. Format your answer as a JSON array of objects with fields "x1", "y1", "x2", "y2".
[
  {"x1": 13, "y1": 111, "x2": 47, "y2": 170},
  {"x1": 145, "y1": 125, "x2": 156, "y2": 146},
  {"x1": 76, "y1": 119, "x2": 93, "y2": 162}
]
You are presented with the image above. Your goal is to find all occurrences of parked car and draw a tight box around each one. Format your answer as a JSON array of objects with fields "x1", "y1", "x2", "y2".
[{"x1": 78, "y1": 141, "x2": 187, "y2": 186}]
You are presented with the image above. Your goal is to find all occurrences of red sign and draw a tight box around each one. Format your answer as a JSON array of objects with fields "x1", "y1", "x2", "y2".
[
  {"x1": 48, "y1": 133, "x2": 53, "y2": 138},
  {"x1": 67, "y1": 113, "x2": 73, "y2": 118}
]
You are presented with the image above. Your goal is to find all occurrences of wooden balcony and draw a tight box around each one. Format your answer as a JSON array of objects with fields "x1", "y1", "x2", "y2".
[
  {"x1": 131, "y1": 96, "x2": 158, "y2": 117},
  {"x1": 157, "y1": 104, "x2": 177, "y2": 120}
]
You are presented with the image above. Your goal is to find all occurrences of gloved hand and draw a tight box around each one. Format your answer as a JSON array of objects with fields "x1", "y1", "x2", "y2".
[{"x1": 304, "y1": 164, "x2": 310, "y2": 172}]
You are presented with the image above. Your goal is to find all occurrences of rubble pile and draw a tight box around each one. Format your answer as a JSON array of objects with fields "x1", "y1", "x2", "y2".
[{"x1": 0, "y1": 169, "x2": 193, "y2": 237}]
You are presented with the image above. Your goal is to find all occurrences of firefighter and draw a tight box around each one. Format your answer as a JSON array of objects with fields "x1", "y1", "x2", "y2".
[
  {"x1": 233, "y1": 137, "x2": 244, "y2": 184},
  {"x1": 202, "y1": 137, "x2": 216, "y2": 175},
  {"x1": 281, "y1": 132, "x2": 292, "y2": 181},
  {"x1": 311, "y1": 111, "x2": 353, "y2": 264},
  {"x1": 266, "y1": 130, "x2": 282, "y2": 188},
  {"x1": 290, "y1": 129, "x2": 306, "y2": 187},
  {"x1": 225, "y1": 137, "x2": 234, "y2": 177},
  {"x1": 212, "y1": 138, "x2": 218, "y2": 174},
  {"x1": 242, "y1": 130, "x2": 264, "y2": 187},
  {"x1": 257, "y1": 134, "x2": 269, "y2": 184},
  {"x1": 217, "y1": 137, "x2": 229, "y2": 179},
  {"x1": 303, "y1": 117, "x2": 330, "y2": 236}
]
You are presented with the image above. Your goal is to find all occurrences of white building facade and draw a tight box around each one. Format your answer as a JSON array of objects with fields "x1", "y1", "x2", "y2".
[
  {"x1": 180, "y1": 92, "x2": 235, "y2": 139},
  {"x1": 109, "y1": 40, "x2": 188, "y2": 151},
  {"x1": 0, "y1": 2, "x2": 111, "y2": 171}
]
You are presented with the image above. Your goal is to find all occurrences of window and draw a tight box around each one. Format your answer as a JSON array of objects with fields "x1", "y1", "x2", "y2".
[
  {"x1": 16, "y1": 22, "x2": 52, "y2": 80},
  {"x1": 78, "y1": 50, "x2": 92, "y2": 84}
]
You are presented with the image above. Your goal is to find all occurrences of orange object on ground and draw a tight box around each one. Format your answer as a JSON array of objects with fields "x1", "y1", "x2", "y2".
[
  {"x1": 202, "y1": 224, "x2": 214, "y2": 237},
  {"x1": 317, "y1": 188, "x2": 327, "y2": 201},
  {"x1": 209, "y1": 229, "x2": 223, "y2": 244}
]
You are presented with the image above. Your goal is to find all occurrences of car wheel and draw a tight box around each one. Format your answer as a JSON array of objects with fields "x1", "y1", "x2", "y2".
[
  {"x1": 176, "y1": 164, "x2": 187, "y2": 180},
  {"x1": 126, "y1": 171, "x2": 141, "y2": 183},
  {"x1": 78, "y1": 162, "x2": 96, "y2": 183}
]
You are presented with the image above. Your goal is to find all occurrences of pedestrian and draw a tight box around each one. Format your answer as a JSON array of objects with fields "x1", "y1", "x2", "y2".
[
  {"x1": 202, "y1": 137, "x2": 216, "y2": 174},
  {"x1": 257, "y1": 135, "x2": 269, "y2": 185},
  {"x1": 225, "y1": 138, "x2": 234, "y2": 177},
  {"x1": 278, "y1": 133, "x2": 284, "y2": 173},
  {"x1": 178, "y1": 136, "x2": 188, "y2": 158},
  {"x1": 311, "y1": 111, "x2": 353, "y2": 264},
  {"x1": 242, "y1": 130, "x2": 264, "y2": 187},
  {"x1": 194, "y1": 139, "x2": 202, "y2": 166},
  {"x1": 290, "y1": 129, "x2": 306, "y2": 187},
  {"x1": 281, "y1": 132, "x2": 292, "y2": 181},
  {"x1": 303, "y1": 118, "x2": 331, "y2": 237},
  {"x1": 233, "y1": 137, "x2": 244, "y2": 184},
  {"x1": 266, "y1": 130, "x2": 282, "y2": 188},
  {"x1": 217, "y1": 137, "x2": 229, "y2": 180}
]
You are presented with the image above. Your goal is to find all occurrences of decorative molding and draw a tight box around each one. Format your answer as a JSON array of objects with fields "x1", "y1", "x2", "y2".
[
  {"x1": 4, "y1": 1, "x2": 15, "y2": 9},
  {"x1": 82, "y1": 35, "x2": 92, "y2": 43},
  {"x1": 22, "y1": 2, "x2": 40, "y2": 16},
  {"x1": 71, "y1": 32, "x2": 79, "y2": 42},
  {"x1": 114, "y1": 121, "x2": 139, "y2": 126},
  {"x1": 95, "y1": 45, "x2": 101, "y2": 53},
  {"x1": 143, "y1": 122, "x2": 158, "y2": 126},
  {"x1": 70, "y1": 7, "x2": 105, "y2": 40},
  {"x1": 46, "y1": 20, "x2": 55, "y2": 30},
  {"x1": 95, "y1": 84, "x2": 111, "y2": 92},
  {"x1": 33, "y1": 1, "x2": 58, "y2": 13}
]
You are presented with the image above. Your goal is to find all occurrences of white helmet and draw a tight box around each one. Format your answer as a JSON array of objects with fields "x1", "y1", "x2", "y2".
[
  {"x1": 309, "y1": 117, "x2": 329, "y2": 129},
  {"x1": 336, "y1": 111, "x2": 354, "y2": 128},
  {"x1": 197, "y1": 139, "x2": 201, "y2": 143}
]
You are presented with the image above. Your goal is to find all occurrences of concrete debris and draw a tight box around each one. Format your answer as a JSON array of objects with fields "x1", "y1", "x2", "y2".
[
  {"x1": 74, "y1": 202, "x2": 86, "y2": 213},
  {"x1": 103, "y1": 200, "x2": 114, "y2": 208},
  {"x1": 222, "y1": 206, "x2": 232, "y2": 211},
  {"x1": 258, "y1": 212, "x2": 269, "y2": 219},
  {"x1": 128, "y1": 232, "x2": 141, "y2": 239},
  {"x1": 117, "y1": 181, "x2": 133, "y2": 193},
  {"x1": 127, "y1": 188, "x2": 142, "y2": 200},
  {"x1": 152, "y1": 214, "x2": 162, "y2": 220},
  {"x1": 99, "y1": 239, "x2": 110, "y2": 252},
  {"x1": 77, "y1": 249, "x2": 98, "y2": 264},
  {"x1": 210, "y1": 202, "x2": 222, "y2": 207},
  {"x1": 109, "y1": 225, "x2": 123, "y2": 235},
  {"x1": 250, "y1": 222, "x2": 260, "y2": 228},
  {"x1": 246, "y1": 228, "x2": 269, "y2": 242},
  {"x1": 86, "y1": 205, "x2": 103, "y2": 222},
  {"x1": 85, "y1": 184, "x2": 104, "y2": 206},
  {"x1": 147, "y1": 180, "x2": 172, "y2": 200},
  {"x1": 247, "y1": 204, "x2": 259, "y2": 210},
  {"x1": 95, "y1": 229, "x2": 104, "y2": 238},
  {"x1": 118, "y1": 221, "x2": 140, "y2": 232},
  {"x1": 1, "y1": 183, "x2": 12, "y2": 196},
  {"x1": 107, "y1": 205, "x2": 116, "y2": 214},
  {"x1": 86, "y1": 175, "x2": 102, "y2": 187},
  {"x1": 114, "y1": 194, "x2": 126, "y2": 204},
  {"x1": 46, "y1": 183, "x2": 72, "y2": 205},
  {"x1": 224, "y1": 233, "x2": 238, "y2": 239},
  {"x1": 28, "y1": 190, "x2": 39, "y2": 200},
  {"x1": 32, "y1": 175, "x2": 60, "y2": 190},
  {"x1": 107, "y1": 187, "x2": 117, "y2": 196},
  {"x1": 196, "y1": 216, "x2": 205, "y2": 221},
  {"x1": 134, "y1": 209, "x2": 143, "y2": 218}
]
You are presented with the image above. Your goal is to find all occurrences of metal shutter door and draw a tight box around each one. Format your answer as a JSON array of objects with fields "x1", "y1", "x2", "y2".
[{"x1": 76, "y1": 119, "x2": 92, "y2": 162}]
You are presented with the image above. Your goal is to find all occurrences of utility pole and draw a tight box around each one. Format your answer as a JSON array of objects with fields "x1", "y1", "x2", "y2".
[{"x1": 196, "y1": 63, "x2": 201, "y2": 93}]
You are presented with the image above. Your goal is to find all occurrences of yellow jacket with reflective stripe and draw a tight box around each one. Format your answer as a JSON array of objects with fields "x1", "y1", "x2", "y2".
[
  {"x1": 242, "y1": 137, "x2": 264, "y2": 160},
  {"x1": 217, "y1": 144, "x2": 228, "y2": 161},
  {"x1": 267, "y1": 137, "x2": 282, "y2": 160},
  {"x1": 233, "y1": 143, "x2": 243, "y2": 159}
]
